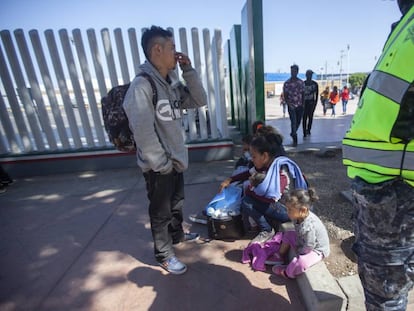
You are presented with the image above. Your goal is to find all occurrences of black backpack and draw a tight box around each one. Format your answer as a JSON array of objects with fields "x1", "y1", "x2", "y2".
[{"x1": 101, "y1": 72, "x2": 157, "y2": 152}]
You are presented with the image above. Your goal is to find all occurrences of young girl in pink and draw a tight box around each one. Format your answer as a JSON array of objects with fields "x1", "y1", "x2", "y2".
[{"x1": 272, "y1": 188, "x2": 330, "y2": 278}]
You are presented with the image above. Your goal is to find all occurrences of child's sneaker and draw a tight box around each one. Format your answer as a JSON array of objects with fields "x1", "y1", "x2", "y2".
[
  {"x1": 159, "y1": 256, "x2": 187, "y2": 275},
  {"x1": 265, "y1": 253, "x2": 284, "y2": 265}
]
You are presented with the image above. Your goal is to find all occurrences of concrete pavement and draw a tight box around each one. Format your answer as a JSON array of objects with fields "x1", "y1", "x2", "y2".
[
  {"x1": 0, "y1": 97, "x2": 356, "y2": 311},
  {"x1": 0, "y1": 161, "x2": 307, "y2": 311},
  {"x1": 1, "y1": 96, "x2": 412, "y2": 310}
]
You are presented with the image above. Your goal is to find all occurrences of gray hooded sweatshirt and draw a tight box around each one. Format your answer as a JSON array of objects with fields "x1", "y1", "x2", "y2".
[{"x1": 123, "y1": 61, "x2": 207, "y2": 174}]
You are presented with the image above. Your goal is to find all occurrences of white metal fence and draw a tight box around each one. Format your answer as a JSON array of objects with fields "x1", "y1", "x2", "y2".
[{"x1": 0, "y1": 27, "x2": 229, "y2": 156}]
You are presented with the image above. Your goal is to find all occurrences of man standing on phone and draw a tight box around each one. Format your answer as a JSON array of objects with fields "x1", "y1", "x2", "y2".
[
  {"x1": 343, "y1": 1, "x2": 414, "y2": 309},
  {"x1": 123, "y1": 26, "x2": 207, "y2": 275}
]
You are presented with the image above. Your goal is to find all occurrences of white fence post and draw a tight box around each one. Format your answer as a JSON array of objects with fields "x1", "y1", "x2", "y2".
[
  {"x1": 212, "y1": 29, "x2": 228, "y2": 138},
  {"x1": 1, "y1": 30, "x2": 45, "y2": 150},
  {"x1": 0, "y1": 27, "x2": 230, "y2": 156},
  {"x1": 59, "y1": 29, "x2": 95, "y2": 147},
  {"x1": 203, "y1": 29, "x2": 218, "y2": 139},
  {"x1": 29, "y1": 29, "x2": 71, "y2": 149},
  {"x1": 14, "y1": 29, "x2": 58, "y2": 150},
  {"x1": 191, "y1": 27, "x2": 208, "y2": 140},
  {"x1": 73, "y1": 29, "x2": 106, "y2": 145}
]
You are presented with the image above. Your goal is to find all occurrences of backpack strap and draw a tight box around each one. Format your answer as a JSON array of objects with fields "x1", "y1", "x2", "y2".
[{"x1": 137, "y1": 72, "x2": 157, "y2": 107}]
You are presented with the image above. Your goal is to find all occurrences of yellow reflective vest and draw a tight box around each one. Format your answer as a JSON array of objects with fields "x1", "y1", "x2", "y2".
[{"x1": 343, "y1": 6, "x2": 414, "y2": 187}]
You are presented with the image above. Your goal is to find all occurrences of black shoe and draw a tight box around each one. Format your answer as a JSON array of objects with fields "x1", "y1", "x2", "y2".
[
  {"x1": 0, "y1": 183, "x2": 7, "y2": 194},
  {"x1": 291, "y1": 134, "x2": 298, "y2": 146},
  {"x1": 1, "y1": 178, "x2": 13, "y2": 185}
]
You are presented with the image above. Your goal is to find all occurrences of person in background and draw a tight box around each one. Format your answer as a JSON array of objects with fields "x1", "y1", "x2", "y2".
[
  {"x1": 280, "y1": 92, "x2": 287, "y2": 118},
  {"x1": 271, "y1": 188, "x2": 330, "y2": 279},
  {"x1": 320, "y1": 86, "x2": 330, "y2": 116},
  {"x1": 302, "y1": 69, "x2": 319, "y2": 137},
  {"x1": 328, "y1": 86, "x2": 339, "y2": 117},
  {"x1": 342, "y1": 0, "x2": 414, "y2": 309},
  {"x1": 340, "y1": 85, "x2": 350, "y2": 115},
  {"x1": 0, "y1": 165, "x2": 13, "y2": 194},
  {"x1": 123, "y1": 26, "x2": 207, "y2": 275},
  {"x1": 283, "y1": 64, "x2": 305, "y2": 146}
]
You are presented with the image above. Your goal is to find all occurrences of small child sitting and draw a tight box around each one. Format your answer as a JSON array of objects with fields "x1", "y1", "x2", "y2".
[
  {"x1": 271, "y1": 188, "x2": 330, "y2": 279},
  {"x1": 233, "y1": 134, "x2": 253, "y2": 176}
]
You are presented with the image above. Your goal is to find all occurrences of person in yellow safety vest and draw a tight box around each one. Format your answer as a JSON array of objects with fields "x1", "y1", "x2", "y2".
[{"x1": 342, "y1": 0, "x2": 414, "y2": 310}]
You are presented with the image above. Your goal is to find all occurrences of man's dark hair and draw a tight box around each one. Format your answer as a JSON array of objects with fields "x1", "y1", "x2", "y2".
[{"x1": 141, "y1": 26, "x2": 173, "y2": 60}]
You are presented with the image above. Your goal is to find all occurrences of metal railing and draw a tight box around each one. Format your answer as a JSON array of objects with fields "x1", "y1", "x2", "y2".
[{"x1": 0, "y1": 27, "x2": 229, "y2": 157}]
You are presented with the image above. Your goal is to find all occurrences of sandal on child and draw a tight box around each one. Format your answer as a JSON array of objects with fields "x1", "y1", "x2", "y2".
[{"x1": 272, "y1": 265, "x2": 288, "y2": 278}]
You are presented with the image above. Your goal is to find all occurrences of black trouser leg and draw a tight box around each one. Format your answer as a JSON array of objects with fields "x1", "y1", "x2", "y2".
[{"x1": 143, "y1": 170, "x2": 185, "y2": 263}]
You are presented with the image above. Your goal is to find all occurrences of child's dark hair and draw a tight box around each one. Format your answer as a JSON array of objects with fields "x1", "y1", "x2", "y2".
[
  {"x1": 250, "y1": 125, "x2": 286, "y2": 158},
  {"x1": 141, "y1": 26, "x2": 173, "y2": 60},
  {"x1": 241, "y1": 134, "x2": 253, "y2": 145},
  {"x1": 251, "y1": 120, "x2": 265, "y2": 134},
  {"x1": 284, "y1": 188, "x2": 319, "y2": 212}
]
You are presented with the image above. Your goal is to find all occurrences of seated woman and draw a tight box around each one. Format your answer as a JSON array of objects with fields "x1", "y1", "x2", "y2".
[
  {"x1": 189, "y1": 120, "x2": 266, "y2": 225},
  {"x1": 220, "y1": 126, "x2": 308, "y2": 245}
]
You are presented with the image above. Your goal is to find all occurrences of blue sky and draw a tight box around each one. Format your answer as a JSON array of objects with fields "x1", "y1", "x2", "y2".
[{"x1": 0, "y1": 0, "x2": 402, "y2": 74}]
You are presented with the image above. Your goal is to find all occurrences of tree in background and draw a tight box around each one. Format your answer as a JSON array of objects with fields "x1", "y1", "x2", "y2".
[{"x1": 349, "y1": 73, "x2": 368, "y2": 95}]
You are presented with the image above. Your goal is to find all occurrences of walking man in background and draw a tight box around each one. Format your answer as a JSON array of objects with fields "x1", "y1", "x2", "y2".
[
  {"x1": 123, "y1": 26, "x2": 207, "y2": 275},
  {"x1": 302, "y1": 69, "x2": 319, "y2": 137},
  {"x1": 283, "y1": 64, "x2": 305, "y2": 146},
  {"x1": 342, "y1": 0, "x2": 414, "y2": 309}
]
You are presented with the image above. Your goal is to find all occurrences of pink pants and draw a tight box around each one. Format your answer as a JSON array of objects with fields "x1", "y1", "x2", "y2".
[{"x1": 282, "y1": 230, "x2": 323, "y2": 278}]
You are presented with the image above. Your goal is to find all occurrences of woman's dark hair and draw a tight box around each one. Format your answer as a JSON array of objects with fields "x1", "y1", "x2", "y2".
[
  {"x1": 250, "y1": 125, "x2": 286, "y2": 158},
  {"x1": 141, "y1": 26, "x2": 173, "y2": 60}
]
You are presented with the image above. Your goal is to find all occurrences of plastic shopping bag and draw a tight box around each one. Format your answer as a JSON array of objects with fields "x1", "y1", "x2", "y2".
[{"x1": 205, "y1": 185, "x2": 242, "y2": 218}]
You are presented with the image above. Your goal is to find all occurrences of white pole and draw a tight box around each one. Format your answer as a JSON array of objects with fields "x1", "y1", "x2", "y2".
[{"x1": 346, "y1": 44, "x2": 350, "y2": 87}]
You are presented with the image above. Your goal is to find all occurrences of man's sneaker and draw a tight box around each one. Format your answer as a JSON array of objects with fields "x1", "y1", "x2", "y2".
[
  {"x1": 189, "y1": 212, "x2": 208, "y2": 224},
  {"x1": 249, "y1": 229, "x2": 275, "y2": 245},
  {"x1": 173, "y1": 232, "x2": 200, "y2": 245},
  {"x1": 265, "y1": 253, "x2": 284, "y2": 265},
  {"x1": 159, "y1": 256, "x2": 187, "y2": 275}
]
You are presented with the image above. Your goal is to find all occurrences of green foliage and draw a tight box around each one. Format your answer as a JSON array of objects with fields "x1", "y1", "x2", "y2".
[{"x1": 349, "y1": 73, "x2": 368, "y2": 89}]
